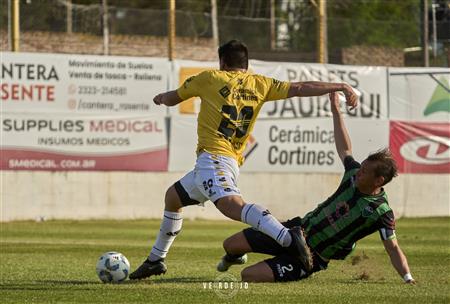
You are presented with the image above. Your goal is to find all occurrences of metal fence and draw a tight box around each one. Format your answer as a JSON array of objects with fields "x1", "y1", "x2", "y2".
[{"x1": 1, "y1": 0, "x2": 448, "y2": 66}]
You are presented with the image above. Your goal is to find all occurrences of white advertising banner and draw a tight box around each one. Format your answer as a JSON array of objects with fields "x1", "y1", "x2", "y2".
[
  {"x1": 388, "y1": 67, "x2": 450, "y2": 121},
  {"x1": 169, "y1": 116, "x2": 389, "y2": 173},
  {"x1": 1, "y1": 52, "x2": 169, "y2": 171},
  {"x1": 169, "y1": 59, "x2": 388, "y2": 120},
  {"x1": 1, "y1": 113, "x2": 168, "y2": 171},
  {"x1": 1, "y1": 52, "x2": 168, "y2": 114},
  {"x1": 251, "y1": 61, "x2": 388, "y2": 119},
  {"x1": 168, "y1": 116, "x2": 198, "y2": 171},
  {"x1": 242, "y1": 118, "x2": 389, "y2": 172}
]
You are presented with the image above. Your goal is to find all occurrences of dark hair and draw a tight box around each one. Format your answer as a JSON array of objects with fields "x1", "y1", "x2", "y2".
[
  {"x1": 367, "y1": 148, "x2": 398, "y2": 186},
  {"x1": 218, "y1": 40, "x2": 248, "y2": 69}
]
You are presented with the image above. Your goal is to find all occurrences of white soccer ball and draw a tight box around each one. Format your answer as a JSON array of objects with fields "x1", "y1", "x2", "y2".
[{"x1": 96, "y1": 252, "x2": 130, "y2": 283}]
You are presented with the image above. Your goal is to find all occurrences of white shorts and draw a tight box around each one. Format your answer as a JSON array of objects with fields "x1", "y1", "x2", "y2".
[{"x1": 174, "y1": 152, "x2": 241, "y2": 206}]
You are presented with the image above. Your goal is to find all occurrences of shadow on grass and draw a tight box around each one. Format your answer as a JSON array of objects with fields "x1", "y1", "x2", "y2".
[
  {"x1": 151, "y1": 276, "x2": 210, "y2": 283},
  {"x1": 0, "y1": 276, "x2": 213, "y2": 291},
  {"x1": 41, "y1": 280, "x2": 99, "y2": 285},
  {"x1": 0, "y1": 280, "x2": 98, "y2": 291},
  {"x1": 338, "y1": 279, "x2": 389, "y2": 285}
]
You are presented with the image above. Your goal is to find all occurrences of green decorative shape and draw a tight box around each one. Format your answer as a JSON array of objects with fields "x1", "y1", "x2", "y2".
[{"x1": 423, "y1": 77, "x2": 450, "y2": 116}]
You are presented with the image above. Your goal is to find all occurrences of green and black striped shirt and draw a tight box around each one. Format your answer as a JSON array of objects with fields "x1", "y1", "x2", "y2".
[{"x1": 301, "y1": 156, "x2": 396, "y2": 260}]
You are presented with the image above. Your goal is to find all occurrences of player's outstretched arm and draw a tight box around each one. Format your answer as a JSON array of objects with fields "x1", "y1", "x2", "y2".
[
  {"x1": 153, "y1": 90, "x2": 184, "y2": 107},
  {"x1": 383, "y1": 238, "x2": 416, "y2": 284},
  {"x1": 330, "y1": 92, "x2": 352, "y2": 163},
  {"x1": 287, "y1": 81, "x2": 358, "y2": 109}
]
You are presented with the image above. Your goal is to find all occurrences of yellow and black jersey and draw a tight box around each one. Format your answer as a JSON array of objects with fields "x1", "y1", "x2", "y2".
[{"x1": 177, "y1": 70, "x2": 290, "y2": 165}]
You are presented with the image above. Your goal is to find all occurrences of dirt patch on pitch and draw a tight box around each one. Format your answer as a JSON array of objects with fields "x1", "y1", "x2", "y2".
[
  {"x1": 339, "y1": 251, "x2": 386, "y2": 282},
  {"x1": 351, "y1": 251, "x2": 369, "y2": 265}
]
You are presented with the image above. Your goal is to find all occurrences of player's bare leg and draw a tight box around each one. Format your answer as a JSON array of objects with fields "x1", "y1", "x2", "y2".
[
  {"x1": 129, "y1": 186, "x2": 183, "y2": 280},
  {"x1": 223, "y1": 231, "x2": 252, "y2": 254},
  {"x1": 215, "y1": 195, "x2": 245, "y2": 221},
  {"x1": 216, "y1": 196, "x2": 312, "y2": 271},
  {"x1": 217, "y1": 232, "x2": 250, "y2": 272},
  {"x1": 241, "y1": 262, "x2": 275, "y2": 282}
]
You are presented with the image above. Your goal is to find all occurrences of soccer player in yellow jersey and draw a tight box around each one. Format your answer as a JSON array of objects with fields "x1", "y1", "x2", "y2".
[{"x1": 130, "y1": 40, "x2": 358, "y2": 280}]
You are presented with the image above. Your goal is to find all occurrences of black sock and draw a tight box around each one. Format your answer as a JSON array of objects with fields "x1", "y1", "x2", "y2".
[{"x1": 224, "y1": 253, "x2": 244, "y2": 262}]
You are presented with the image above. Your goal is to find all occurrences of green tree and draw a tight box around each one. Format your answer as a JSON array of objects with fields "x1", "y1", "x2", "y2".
[{"x1": 327, "y1": 0, "x2": 421, "y2": 49}]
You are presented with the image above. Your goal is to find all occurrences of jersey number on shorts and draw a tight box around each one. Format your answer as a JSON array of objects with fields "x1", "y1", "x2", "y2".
[
  {"x1": 281, "y1": 264, "x2": 293, "y2": 273},
  {"x1": 218, "y1": 105, "x2": 254, "y2": 141}
]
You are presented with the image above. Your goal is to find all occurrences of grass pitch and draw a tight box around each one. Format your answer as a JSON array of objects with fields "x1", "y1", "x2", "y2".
[{"x1": 1, "y1": 217, "x2": 449, "y2": 303}]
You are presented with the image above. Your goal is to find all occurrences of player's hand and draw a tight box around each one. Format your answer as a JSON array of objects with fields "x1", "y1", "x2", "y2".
[
  {"x1": 329, "y1": 92, "x2": 340, "y2": 113},
  {"x1": 153, "y1": 93, "x2": 164, "y2": 105},
  {"x1": 342, "y1": 84, "x2": 358, "y2": 110}
]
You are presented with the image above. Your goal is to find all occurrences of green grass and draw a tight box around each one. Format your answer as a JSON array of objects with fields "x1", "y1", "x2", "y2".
[{"x1": 1, "y1": 217, "x2": 449, "y2": 304}]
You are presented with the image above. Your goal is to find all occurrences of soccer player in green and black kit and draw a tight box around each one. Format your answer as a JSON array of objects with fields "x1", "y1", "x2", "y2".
[{"x1": 216, "y1": 92, "x2": 416, "y2": 284}]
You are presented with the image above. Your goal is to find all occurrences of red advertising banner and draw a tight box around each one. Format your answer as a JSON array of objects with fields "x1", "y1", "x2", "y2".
[
  {"x1": 390, "y1": 121, "x2": 450, "y2": 173},
  {"x1": 1, "y1": 149, "x2": 167, "y2": 171}
]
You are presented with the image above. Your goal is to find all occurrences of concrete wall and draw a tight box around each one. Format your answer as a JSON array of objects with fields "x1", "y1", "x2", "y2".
[
  {"x1": 2, "y1": 171, "x2": 448, "y2": 222},
  {"x1": 1, "y1": 31, "x2": 408, "y2": 66},
  {"x1": 0, "y1": 31, "x2": 217, "y2": 61},
  {"x1": 342, "y1": 45, "x2": 405, "y2": 67}
]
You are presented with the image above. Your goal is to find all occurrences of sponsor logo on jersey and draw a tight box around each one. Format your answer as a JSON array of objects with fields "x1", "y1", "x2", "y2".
[
  {"x1": 362, "y1": 205, "x2": 374, "y2": 217},
  {"x1": 219, "y1": 86, "x2": 231, "y2": 98},
  {"x1": 272, "y1": 79, "x2": 282, "y2": 91},
  {"x1": 335, "y1": 201, "x2": 350, "y2": 218}
]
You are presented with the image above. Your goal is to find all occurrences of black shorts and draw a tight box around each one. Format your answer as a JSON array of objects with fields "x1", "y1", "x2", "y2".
[{"x1": 242, "y1": 217, "x2": 328, "y2": 282}]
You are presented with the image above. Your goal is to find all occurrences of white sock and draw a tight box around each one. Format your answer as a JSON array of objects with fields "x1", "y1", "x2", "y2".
[
  {"x1": 241, "y1": 203, "x2": 292, "y2": 247},
  {"x1": 149, "y1": 210, "x2": 183, "y2": 261}
]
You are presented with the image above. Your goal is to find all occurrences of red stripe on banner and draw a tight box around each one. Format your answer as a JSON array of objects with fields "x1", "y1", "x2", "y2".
[
  {"x1": 389, "y1": 121, "x2": 450, "y2": 173},
  {"x1": 1, "y1": 149, "x2": 168, "y2": 171}
]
